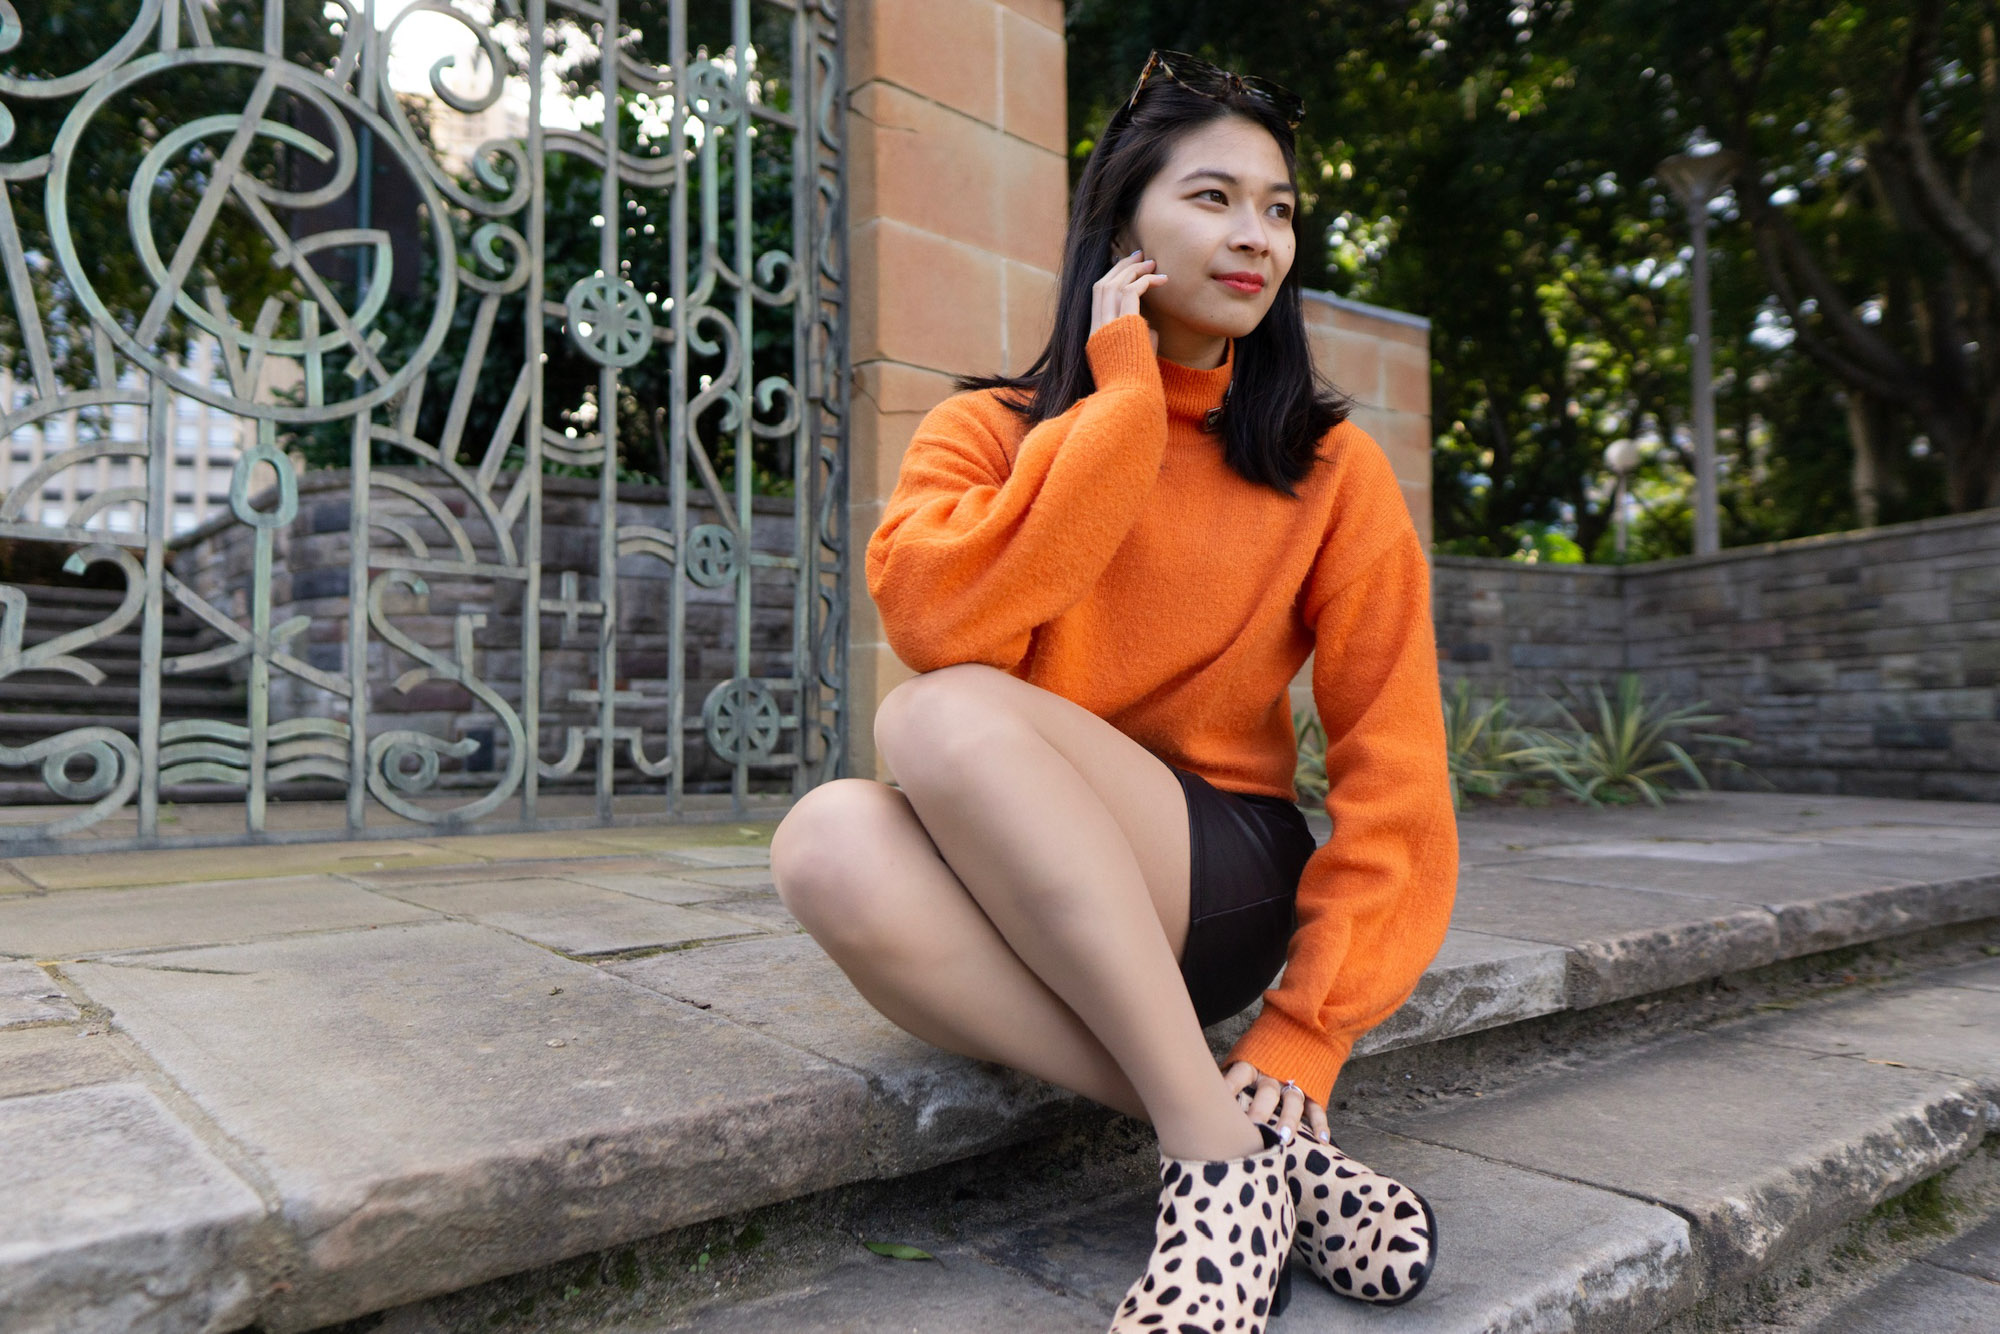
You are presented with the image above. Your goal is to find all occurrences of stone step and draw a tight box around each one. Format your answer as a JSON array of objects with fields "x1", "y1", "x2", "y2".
[
  {"x1": 12, "y1": 624, "x2": 215, "y2": 648},
  {"x1": 631, "y1": 953, "x2": 2000, "y2": 1334},
  {"x1": 2, "y1": 792, "x2": 1997, "y2": 1333},
  {"x1": 7, "y1": 589, "x2": 211, "y2": 626},
  {"x1": 0, "y1": 708, "x2": 250, "y2": 739},
  {"x1": 0, "y1": 679, "x2": 247, "y2": 710},
  {"x1": 1802, "y1": 1207, "x2": 2000, "y2": 1332}
]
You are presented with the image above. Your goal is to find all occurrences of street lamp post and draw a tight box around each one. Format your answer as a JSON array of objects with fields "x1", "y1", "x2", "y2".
[
  {"x1": 1605, "y1": 437, "x2": 1640, "y2": 559},
  {"x1": 1657, "y1": 148, "x2": 1744, "y2": 558}
]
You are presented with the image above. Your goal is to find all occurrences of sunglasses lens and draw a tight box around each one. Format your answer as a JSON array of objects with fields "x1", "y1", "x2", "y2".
[{"x1": 1126, "y1": 51, "x2": 1302, "y2": 128}]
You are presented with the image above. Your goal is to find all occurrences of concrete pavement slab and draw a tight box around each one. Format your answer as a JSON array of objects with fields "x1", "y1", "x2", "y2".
[
  {"x1": 584, "y1": 827, "x2": 778, "y2": 858},
  {"x1": 13, "y1": 840, "x2": 483, "y2": 890},
  {"x1": 667, "y1": 1246, "x2": 1107, "y2": 1333},
  {"x1": 1527, "y1": 838, "x2": 1813, "y2": 863},
  {"x1": 975, "y1": 1126, "x2": 1697, "y2": 1334},
  {"x1": 1451, "y1": 790, "x2": 1854, "y2": 839},
  {"x1": 1352, "y1": 928, "x2": 1569, "y2": 1056},
  {"x1": 66, "y1": 920, "x2": 874, "y2": 1331},
  {"x1": 0, "y1": 959, "x2": 76, "y2": 1025},
  {"x1": 337, "y1": 857, "x2": 695, "y2": 888},
  {"x1": 0, "y1": 1025, "x2": 140, "y2": 1099},
  {"x1": 554, "y1": 869, "x2": 764, "y2": 905},
  {"x1": 1507, "y1": 849, "x2": 2000, "y2": 956},
  {"x1": 1937, "y1": 956, "x2": 2000, "y2": 991},
  {"x1": 645, "y1": 845, "x2": 773, "y2": 868},
  {"x1": 1445, "y1": 872, "x2": 1780, "y2": 1006},
  {"x1": 0, "y1": 1081, "x2": 264, "y2": 1334},
  {"x1": 687, "y1": 896, "x2": 800, "y2": 934},
  {"x1": 1807, "y1": 1261, "x2": 2000, "y2": 1333},
  {"x1": 1502, "y1": 852, "x2": 1918, "y2": 900},
  {"x1": 1924, "y1": 1210, "x2": 2000, "y2": 1283},
  {"x1": 609, "y1": 934, "x2": 1079, "y2": 1176},
  {"x1": 402, "y1": 832, "x2": 693, "y2": 861},
  {"x1": 1766, "y1": 824, "x2": 2000, "y2": 856},
  {"x1": 653, "y1": 866, "x2": 778, "y2": 891},
  {"x1": 0, "y1": 876, "x2": 435, "y2": 959},
  {"x1": 1719, "y1": 980, "x2": 2000, "y2": 1092},
  {"x1": 362, "y1": 877, "x2": 765, "y2": 956},
  {"x1": 1380, "y1": 1030, "x2": 1991, "y2": 1285}
]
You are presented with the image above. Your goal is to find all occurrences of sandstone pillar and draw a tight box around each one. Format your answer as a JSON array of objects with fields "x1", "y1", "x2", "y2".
[{"x1": 844, "y1": 0, "x2": 1068, "y2": 781}]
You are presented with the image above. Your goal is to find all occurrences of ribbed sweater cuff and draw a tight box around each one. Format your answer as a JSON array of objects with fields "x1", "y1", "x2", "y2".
[
  {"x1": 1084, "y1": 313, "x2": 1160, "y2": 390},
  {"x1": 1223, "y1": 1005, "x2": 1353, "y2": 1109}
]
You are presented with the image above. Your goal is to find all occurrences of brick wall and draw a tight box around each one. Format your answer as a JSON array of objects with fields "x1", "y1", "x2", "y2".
[{"x1": 1432, "y1": 510, "x2": 2000, "y2": 802}]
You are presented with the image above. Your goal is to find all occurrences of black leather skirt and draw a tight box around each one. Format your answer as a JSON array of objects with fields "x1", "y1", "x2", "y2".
[{"x1": 1166, "y1": 763, "x2": 1319, "y2": 1028}]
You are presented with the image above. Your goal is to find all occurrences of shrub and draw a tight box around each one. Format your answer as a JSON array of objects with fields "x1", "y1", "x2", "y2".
[
  {"x1": 1511, "y1": 672, "x2": 1753, "y2": 808},
  {"x1": 1441, "y1": 679, "x2": 1542, "y2": 810},
  {"x1": 1291, "y1": 674, "x2": 1754, "y2": 811}
]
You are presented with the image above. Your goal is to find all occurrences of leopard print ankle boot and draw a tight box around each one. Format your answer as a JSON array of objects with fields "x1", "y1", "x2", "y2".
[
  {"x1": 1108, "y1": 1120, "x2": 1296, "y2": 1333},
  {"x1": 1283, "y1": 1126, "x2": 1436, "y2": 1305}
]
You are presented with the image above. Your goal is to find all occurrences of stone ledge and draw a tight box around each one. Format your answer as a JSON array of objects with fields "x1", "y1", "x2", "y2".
[
  {"x1": 670, "y1": 965, "x2": 2000, "y2": 1332},
  {"x1": 1377, "y1": 980, "x2": 2000, "y2": 1302},
  {"x1": 3, "y1": 797, "x2": 1996, "y2": 1332}
]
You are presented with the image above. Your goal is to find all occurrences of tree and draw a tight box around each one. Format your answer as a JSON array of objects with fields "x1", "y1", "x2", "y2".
[
  {"x1": 1064, "y1": 0, "x2": 1970, "y2": 563},
  {"x1": 1646, "y1": 0, "x2": 2000, "y2": 513},
  {"x1": 1, "y1": 0, "x2": 344, "y2": 390}
]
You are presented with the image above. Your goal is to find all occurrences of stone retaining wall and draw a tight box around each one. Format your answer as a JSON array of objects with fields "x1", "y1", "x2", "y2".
[{"x1": 1433, "y1": 509, "x2": 2000, "y2": 802}]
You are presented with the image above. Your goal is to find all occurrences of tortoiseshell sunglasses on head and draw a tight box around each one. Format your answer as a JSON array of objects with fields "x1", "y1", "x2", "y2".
[{"x1": 1116, "y1": 49, "x2": 1304, "y2": 130}]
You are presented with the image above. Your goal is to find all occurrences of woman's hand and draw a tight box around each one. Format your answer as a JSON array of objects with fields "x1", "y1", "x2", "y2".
[
  {"x1": 1223, "y1": 1060, "x2": 1331, "y2": 1142},
  {"x1": 1092, "y1": 248, "x2": 1165, "y2": 351}
]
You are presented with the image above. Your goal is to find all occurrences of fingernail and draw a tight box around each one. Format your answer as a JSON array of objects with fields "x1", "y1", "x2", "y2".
[{"x1": 1130, "y1": 248, "x2": 1142, "y2": 258}]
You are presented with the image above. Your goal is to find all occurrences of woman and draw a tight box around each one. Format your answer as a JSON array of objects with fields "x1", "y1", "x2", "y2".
[{"x1": 770, "y1": 50, "x2": 1456, "y2": 1331}]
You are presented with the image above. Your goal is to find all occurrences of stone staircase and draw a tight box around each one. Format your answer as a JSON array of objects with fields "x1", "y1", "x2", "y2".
[
  {"x1": 3, "y1": 792, "x2": 1997, "y2": 1333},
  {"x1": 0, "y1": 582, "x2": 244, "y2": 800}
]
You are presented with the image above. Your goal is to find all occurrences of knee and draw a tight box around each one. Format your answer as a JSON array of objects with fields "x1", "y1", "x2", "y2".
[
  {"x1": 769, "y1": 779, "x2": 908, "y2": 949},
  {"x1": 872, "y1": 665, "x2": 1021, "y2": 788}
]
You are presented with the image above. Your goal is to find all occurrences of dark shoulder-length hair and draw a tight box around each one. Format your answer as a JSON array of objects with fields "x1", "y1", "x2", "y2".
[{"x1": 955, "y1": 77, "x2": 1351, "y2": 497}]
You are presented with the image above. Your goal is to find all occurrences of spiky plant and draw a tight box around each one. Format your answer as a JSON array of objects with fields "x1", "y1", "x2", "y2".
[
  {"x1": 1442, "y1": 679, "x2": 1541, "y2": 810},
  {"x1": 1512, "y1": 673, "x2": 1752, "y2": 808},
  {"x1": 1292, "y1": 703, "x2": 1328, "y2": 806}
]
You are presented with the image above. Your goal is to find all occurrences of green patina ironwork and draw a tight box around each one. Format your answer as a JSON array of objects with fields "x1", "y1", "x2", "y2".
[{"x1": 0, "y1": 0, "x2": 850, "y2": 847}]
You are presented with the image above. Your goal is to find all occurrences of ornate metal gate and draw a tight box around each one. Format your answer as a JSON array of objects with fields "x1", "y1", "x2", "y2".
[{"x1": 0, "y1": 0, "x2": 848, "y2": 848}]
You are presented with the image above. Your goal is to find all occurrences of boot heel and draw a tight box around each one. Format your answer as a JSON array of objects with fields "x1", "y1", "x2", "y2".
[{"x1": 1272, "y1": 1255, "x2": 1293, "y2": 1317}]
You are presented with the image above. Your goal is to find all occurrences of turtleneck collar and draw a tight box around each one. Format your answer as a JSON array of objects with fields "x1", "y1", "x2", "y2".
[{"x1": 1156, "y1": 337, "x2": 1235, "y2": 426}]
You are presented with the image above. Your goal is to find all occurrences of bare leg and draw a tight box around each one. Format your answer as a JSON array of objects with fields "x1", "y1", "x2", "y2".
[
  {"x1": 772, "y1": 663, "x2": 1262, "y2": 1162},
  {"x1": 774, "y1": 777, "x2": 1151, "y2": 1120}
]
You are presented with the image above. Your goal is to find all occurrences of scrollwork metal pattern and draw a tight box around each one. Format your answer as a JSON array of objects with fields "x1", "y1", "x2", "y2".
[{"x1": 0, "y1": 0, "x2": 848, "y2": 848}]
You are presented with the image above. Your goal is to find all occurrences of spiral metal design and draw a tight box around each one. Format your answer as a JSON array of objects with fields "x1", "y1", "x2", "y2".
[{"x1": 0, "y1": 0, "x2": 849, "y2": 846}]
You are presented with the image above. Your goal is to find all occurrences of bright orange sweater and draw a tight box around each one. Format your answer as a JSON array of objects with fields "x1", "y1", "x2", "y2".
[{"x1": 864, "y1": 312, "x2": 1458, "y2": 1106}]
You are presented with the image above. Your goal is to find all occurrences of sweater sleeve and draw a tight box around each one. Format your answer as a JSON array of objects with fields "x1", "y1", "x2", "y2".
[
  {"x1": 865, "y1": 314, "x2": 1168, "y2": 673},
  {"x1": 1221, "y1": 515, "x2": 1460, "y2": 1109}
]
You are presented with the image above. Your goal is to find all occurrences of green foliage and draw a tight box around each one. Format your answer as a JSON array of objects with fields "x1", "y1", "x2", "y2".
[
  {"x1": 287, "y1": 80, "x2": 799, "y2": 496},
  {"x1": 1293, "y1": 674, "x2": 1753, "y2": 811},
  {"x1": 1292, "y1": 704, "x2": 1328, "y2": 806},
  {"x1": 1064, "y1": 1, "x2": 1983, "y2": 563},
  {"x1": 0, "y1": 1, "x2": 344, "y2": 389},
  {"x1": 1511, "y1": 673, "x2": 1753, "y2": 808},
  {"x1": 1864, "y1": 1175, "x2": 1962, "y2": 1246},
  {"x1": 1441, "y1": 680, "x2": 1542, "y2": 809},
  {"x1": 862, "y1": 1241, "x2": 937, "y2": 1261},
  {"x1": 9, "y1": 3, "x2": 802, "y2": 498}
]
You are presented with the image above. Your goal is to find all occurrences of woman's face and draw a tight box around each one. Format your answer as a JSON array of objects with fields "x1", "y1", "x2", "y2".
[{"x1": 1115, "y1": 115, "x2": 1297, "y2": 347}]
